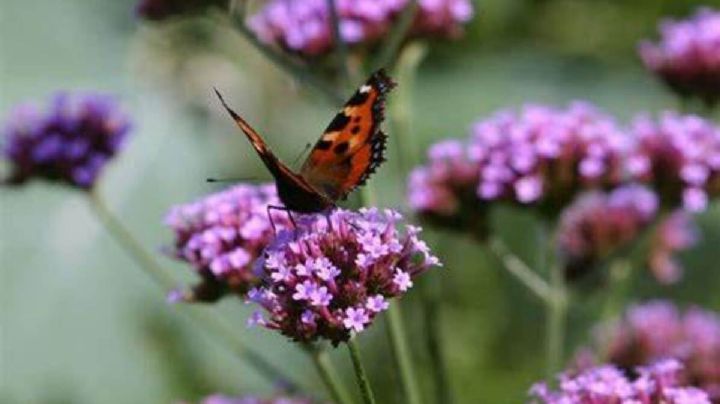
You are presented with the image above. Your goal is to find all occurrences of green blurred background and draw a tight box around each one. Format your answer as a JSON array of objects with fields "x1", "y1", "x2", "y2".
[{"x1": 2, "y1": 0, "x2": 720, "y2": 403}]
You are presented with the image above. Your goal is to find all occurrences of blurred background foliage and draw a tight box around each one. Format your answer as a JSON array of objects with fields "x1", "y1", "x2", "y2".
[{"x1": 2, "y1": 0, "x2": 719, "y2": 403}]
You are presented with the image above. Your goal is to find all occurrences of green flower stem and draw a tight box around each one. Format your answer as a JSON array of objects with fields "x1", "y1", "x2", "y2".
[
  {"x1": 359, "y1": 182, "x2": 422, "y2": 404},
  {"x1": 598, "y1": 259, "x2": 632, "y2": 361},
  {"x1": 487, "y1": 237, "x2": 553, "y2": 302},
  {"x1": 87, "y1": 189, "x2": 300, "y2": 392},
  {"x1": 388, "y1": 42, "x2": 449, "y2": 404},
  {"x1": 391, "y1": 42, "x2": 427, "y2": 173},
  {"x1": 385, "y1": 304, "x2": 423, "y2": 404},
  {"x1": 307, "y1": 345, "x2": 355, "y2": 404},
  {"x1": 545, "y1": 263, "x2": 568, "y2": 377},
  {"x1": 325, "y1": 0, "x2": 352, "y2": 88},
  {"x1": 418, "y1": 277, "x2": 451, "y2": 404},
  {"x1": 374, "y1": 0, "x2": 419, "y2": 70},
  {"x1": 347, "y1": 338, "x2": 377, "y2": 404},
  {"x1": 221, "y1": 9, "x2": 344, "y2": 105},
  {"x1": 600, "y1": 259, "x2": 632, "y2": 321}
]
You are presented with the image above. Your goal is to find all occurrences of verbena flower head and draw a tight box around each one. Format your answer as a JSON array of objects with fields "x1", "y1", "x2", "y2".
[
  {"x1": 408, "y1": 139, "x2": 486, "y2": 236},
  {"x1": 627, "y1": 111, "x2": 720, "y2": 212},
  {"x1": 247, "y1": 208, "x2": 440, "y2": 345},
  {"x1": 198, "y1": 393, "x2": 317, "y2": 404},
  {"x1": 164, "y1": 183, "x2": 290, "y2": 303},
  {"x1": 469, "y1": 102, "x2": 628, "y2": 209},
  {"x1": 135, "y1": 0, "x2": 224, "y2": 21},
  {"x1": 2, "y1": 93, "x2": 131, "y2": 190},
  {"x1": 408, "y1": 102, "x2": 628, "y2": 236},
  {"x1": 585, "y1": 301, "x2": 720, "y2": 401},
  {"x1": 639, "y1": 8, "x2": 720, "y2": 107},
  {"x1": 530, "y1": 359, "x2": 711, "y2": 404},
  {"x1": 247, "y1": 0, "x2": 474, "y2": 56},
  {"x1": 556, "y1": 185, "x2": 658, "y2": 280}
]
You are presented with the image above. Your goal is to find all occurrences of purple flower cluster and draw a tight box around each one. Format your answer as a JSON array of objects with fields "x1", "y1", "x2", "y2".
[
  {"x1": 2, "y1": 93, "x2": 131, "y2": 190},
  {"x1": 247, "y1": 208, "x2": 440, "y2": 345},
  {"x1": 407, "y1": 139, "x2": 485, "y2": 236},
  {"x1": 587, "y1": 301, "x2": 720, "y2": 401},
  {"x1": 247, "y1": 0, "x2": 474, "y2": 56},
  {"x1": 468, "y1": 102, "x2": 628, "y2": 207},
  {"x1": 627, "y1": 111, "x2": 720, "y2": 212},
  {"x1": 164, "y1": 183, "x2": 290, "y2": 303},
  {"x1": 556, "y1": 185, "x2": 658, "y2": 280},
  {"x1": 135, "y1": 0, "x2": 224, "y2": 21},
  {"x1": 408, "y1": 102, "x2": 629, "y2": 235},
  {"x1": 198, "y1": 393, "x2": 317, "y2": 404},
  {"x1": 640, "y1": 8, "x2": 720, "y2": 106},
  {"x1": 530, "y1": 359, "x2": 711, "y2": 404}
]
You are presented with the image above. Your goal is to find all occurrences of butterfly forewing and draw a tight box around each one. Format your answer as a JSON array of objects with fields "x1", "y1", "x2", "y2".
[{"x1": 300, "y1": 69, "x2": 396, "y2": 200}]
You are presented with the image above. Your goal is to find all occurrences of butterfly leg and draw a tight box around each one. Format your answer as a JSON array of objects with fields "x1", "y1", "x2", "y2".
[
  {"x1": 322, "y1": 208, "x2": 335, "y2": 232},
  {"x1": 267, "y1": 205, "x2": 297, "y2": 235}
]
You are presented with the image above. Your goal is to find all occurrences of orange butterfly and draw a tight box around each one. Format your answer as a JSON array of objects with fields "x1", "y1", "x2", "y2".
[{"x1": 214, "y1": 69, "x2": 396, "y2": 224}]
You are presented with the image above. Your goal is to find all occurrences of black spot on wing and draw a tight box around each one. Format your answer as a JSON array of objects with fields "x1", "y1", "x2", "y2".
[
  {"x1": 325, "y1": 113, "x2": 350, "y2": 133},
  {"x1": 333, "y1": 142, "x2": 349, "y2": 155},
  {"x1": 346, "y1": 90, "x2": 370, "y2": 106},
  {"x1": 351, "y1": 126, "x2": 361, "y2": 135},
  {"x1": 339, "y1": 131, "x2": 388, "y2": 200},
  {"x1": 315, "y1": 140, "x2": 332, "y2": 150}
]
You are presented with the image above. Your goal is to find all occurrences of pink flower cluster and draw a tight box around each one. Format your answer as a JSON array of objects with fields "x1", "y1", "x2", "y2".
[
  {"x1": 467, "y1": 102, "x2": 628, "y2": 207},
  {"x1": 556, "y1": 185, "x2": 698, "y2": 284},
  {"x1": 164, "y1": 183, "x2": 290, "y2": 302},
  {"x1": 639, "y1": 7, "x2": 720, "y2": 106},
  {"x1": 587, "y1": 301, "x2": 720, "y2": 401},
  {"x1": 530, "y1": 359, "x2": 711, "y2": 404},
  {"x1": 247, "y1": 0, "x2": 474, "y2": 56},
  {"x1": 409, "y1": 103, "x2": 720, "y2": 238},
  {"x1": 247, "y1": 208, "x2": 440, "y2": 345},
  {"x1": 556, "y1": 185, "x2": 658, "y2": 280},
  {"x1": 407, "y1": 139, "x2": 485, "y2": 235},
  {"x1": 627, "y1": 111, "x2": 720, "y2": 212},
  {"x1": 408, "y1": 102, "x2": 629, "y2": 234}
]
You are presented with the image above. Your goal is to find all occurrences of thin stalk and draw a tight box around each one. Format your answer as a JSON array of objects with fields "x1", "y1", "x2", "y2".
[
  {"x1": 599, "y1": 259, "x2": 632, "y2": 323},
  {"x1": 221, "y1": 11, "x2": 344, "y2": 105},
  {"x1": 598, "y1": 259, "x2": 632, "y2": 361},
  {"x1": 358, "y1": 164, "x2": 423, "y2": 404},
  {"x1": 374, "y1": 0, "x2": 419, "y2": 70},
  {"x1": 308, "y1": 346, "x2": 355, "y2": 404},
  {"x1": 325, "y1": 0, "x2": 352, "y2": 88},
  {"x1": 545, "y1": 263, "x2": 567, "y2": 377},
  {"x1": 385, "y1": 304, "x2": 423, "y2": 404},
  {"x1": 388, "y1": 39, "x2": 444, "y2": 404},
  {"x1": 347, "y1": 338, "x2": 377, "y2": 404},
  {"x1": 418, "y1": 278, "x2": 451, "y2": 404},
  {"x1": 391, "y1": 42, "x2": 427, "y2": 173},
  {"x1": 487, "y1": 237, "x2": 553, "y2": 302},
  {"x1": 86, "y1": 190, "x2": 300, "y2": 392}
]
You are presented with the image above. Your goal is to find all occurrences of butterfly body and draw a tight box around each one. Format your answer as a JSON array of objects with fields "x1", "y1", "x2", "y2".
[{"x1": 215, "y1": 69, "x2": 395, "y2": 214}]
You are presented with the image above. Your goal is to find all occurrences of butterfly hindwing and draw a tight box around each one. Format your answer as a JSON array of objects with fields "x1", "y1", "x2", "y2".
[{"x1": 300, "y1": 69, "x2": 396, "y2": 200}]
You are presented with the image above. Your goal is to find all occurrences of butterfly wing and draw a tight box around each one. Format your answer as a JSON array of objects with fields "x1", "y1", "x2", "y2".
[
  {"x1": 300, "y1": 69, "x2": 396, "y2": 201},
  {"x1": 214, "y1": 89, "x2": 333, "y2": 213}
]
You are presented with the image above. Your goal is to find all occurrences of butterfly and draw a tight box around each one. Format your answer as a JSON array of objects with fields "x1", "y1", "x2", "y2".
[{"x1": 214, "y1": 69, "x2": 396, "y2": 224}]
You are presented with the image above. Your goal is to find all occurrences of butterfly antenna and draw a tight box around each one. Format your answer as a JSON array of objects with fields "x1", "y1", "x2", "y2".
[{"x1": 206, "y1": 176, "x2": 258, "y2": 183}]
